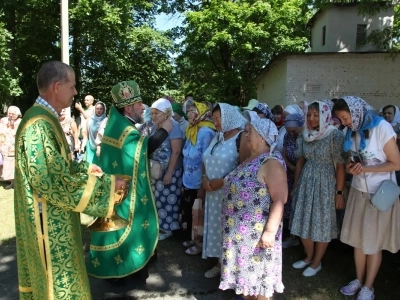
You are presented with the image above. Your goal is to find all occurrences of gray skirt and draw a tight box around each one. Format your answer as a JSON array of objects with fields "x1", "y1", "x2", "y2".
[{"x1": 340, "y1": 187, "x2": 400, "y2": 255}]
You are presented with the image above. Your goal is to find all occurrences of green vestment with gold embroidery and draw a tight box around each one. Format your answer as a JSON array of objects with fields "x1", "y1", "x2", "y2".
[
  {"x1": 14, "y1": 104, "x2": 116, "y2": 300},
  {"x1": 88, "y1": 106, "x2": 158, "y2": 278}
]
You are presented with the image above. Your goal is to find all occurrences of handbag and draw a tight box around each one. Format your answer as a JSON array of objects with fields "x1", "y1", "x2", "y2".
[
  {"x1": 364, "y1": 172, "x2": 400, "y2": 212},
  {"x1": 355, "y1": 138, "x2": 400, "y2": 212},
  {"x1": 149, "y1": 159, "x2": 163, "y2": 180}
]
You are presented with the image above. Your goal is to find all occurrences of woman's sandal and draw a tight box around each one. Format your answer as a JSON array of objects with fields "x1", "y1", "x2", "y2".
[
  {"x1": 204, "y1": 266, "x2": 221, "y2": 278},
  {"x1": 185, "y1": 245, "x2": 202, "y2": 256},
  {"x1": 182, "y1": 240, "x2": 196, "y2": 248},
  {"x1": 158, "y1": 231, "x2": 173, "y2": 241}
]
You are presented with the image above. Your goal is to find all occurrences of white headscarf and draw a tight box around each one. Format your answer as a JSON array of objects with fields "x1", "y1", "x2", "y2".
[
  {"x1": 303, "y1": 100, "x2": 336, "y2": 142},
  {"x1": 151, "y1": 98, "x2": 174, "y2": 117},
  {"x1": 389, "y1": 105, "x2": 400, "y2": 126},
  {"x1": 7, "y1": 106, "x2": 22, "y2": 117}
]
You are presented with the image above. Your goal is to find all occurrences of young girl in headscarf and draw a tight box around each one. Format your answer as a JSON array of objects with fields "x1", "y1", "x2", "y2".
[
  {"x1": 333, "y1": 96, "x2": 400, "y2": 300},
  {"x1": 272, "y1": 105, "x2": 286, "y2": 152},
  {"x1": 290, "y1": 101, "x2": 346, "y2": 277},
  {"x1": 181, "y1": 102, "x2": 215, "y2": 255}
]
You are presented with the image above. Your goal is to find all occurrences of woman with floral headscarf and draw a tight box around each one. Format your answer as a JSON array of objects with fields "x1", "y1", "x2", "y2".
[
  {"x1": 219, "y1": 118, "x2": 287, "y2": 299},
  {"x1": 81, "y1": 102, "x2": 107, "y2": 164},
  {"x1": 181, "y1": 102, "x2": 216, "y2": 255},
  {"x1": 0, "y1": 106, "x2": 22, "y2": 189},
  {"x1": 290, "y1": 101, "x2": 346, "y2": 277},
  {"x1": 333, "y1": 97, "x2": 400, "y2": 300},
  {"x1": 200, "y1": 103, "x2": 248, "y2": 278}
]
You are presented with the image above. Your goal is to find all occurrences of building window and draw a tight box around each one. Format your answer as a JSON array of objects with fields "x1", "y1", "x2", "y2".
[
  {"x1": 322, "y1": 26, "x2": 326, "y2": 46},
  {"x1": 356, "y1": 24, "x2": 367, "y2": 45}
]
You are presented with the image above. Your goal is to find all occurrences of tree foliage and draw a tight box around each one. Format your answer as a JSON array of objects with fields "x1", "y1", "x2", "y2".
[
  {"x1": 0, "y1": 0, "x2": 176, "y2": 112},
  {"x1": 176, "y1": 0, "x2": 311, "y2": 105}
]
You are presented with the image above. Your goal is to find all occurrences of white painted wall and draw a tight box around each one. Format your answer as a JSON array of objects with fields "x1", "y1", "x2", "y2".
[
  {"x1": 256, "y1": 59, "x2": 287, "y2": 105},
  {"x1": 256, "y1": 53, "x2": 400, "y2": 110},
  {"x1": 311, "y1": 5, "x2": 394, "y2": 52}
]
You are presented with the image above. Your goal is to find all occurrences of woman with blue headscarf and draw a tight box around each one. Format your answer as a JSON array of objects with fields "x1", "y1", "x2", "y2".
[
  {"x1": 81, "y1": 102, "x2": 107, "y2": 164},
  {"x1": 333, "y1": 96, "x2": 400, "y2": 300},
  {"x1": 281, "y1": 113, "x2": 304, "y2": 249}
]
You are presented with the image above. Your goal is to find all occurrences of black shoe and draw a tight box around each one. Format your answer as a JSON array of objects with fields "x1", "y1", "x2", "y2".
[{"x1": 105, "y1": 277, "x2": 127, "y2": 286}]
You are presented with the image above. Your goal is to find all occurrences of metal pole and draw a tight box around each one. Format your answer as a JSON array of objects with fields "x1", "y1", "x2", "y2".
[{"x1": 61, "y1": 0, "x2": 71, "y2": 117}]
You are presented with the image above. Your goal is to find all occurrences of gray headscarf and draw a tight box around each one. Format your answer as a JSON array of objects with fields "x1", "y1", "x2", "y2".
[
  {"x1": 284, "y1": 113, "x2": 304, "y2": 128},
  {"x1": 251, "y1": 118, "x2": 279, "y2": 153}
]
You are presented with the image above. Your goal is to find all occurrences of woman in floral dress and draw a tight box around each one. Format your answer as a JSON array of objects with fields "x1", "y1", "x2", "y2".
[
  {"x1": 290, "y1": 101, "x2": 346, "y2": 277},
  {"x1": 220, "y1": 118, "x2": 287, "y2": 300}
]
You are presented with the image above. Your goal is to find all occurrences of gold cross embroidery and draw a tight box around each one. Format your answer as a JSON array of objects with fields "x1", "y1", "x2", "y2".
[
  {"x1": 140, "y1": 196, "x2": 148, "y2": 205},
  {"x1": 114, "y1": 255, "x2": 123, "y2": 265},
  {"x1": 136, "y1": 245, "x2": 145, "y2": 255},
  {"x1": 141, "y1": 220, "x2": 150, "y2": 230},
  {"x1": 112, "y1": 161, "x2": 118, "y2": 168},
  {"x1": 92, "y1": 258, "x2": 100, "y2": 268}
]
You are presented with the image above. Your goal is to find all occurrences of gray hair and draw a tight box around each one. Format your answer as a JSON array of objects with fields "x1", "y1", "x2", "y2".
[{"x1": 37, "y1": 61, "x2": 74, "y2": 92}]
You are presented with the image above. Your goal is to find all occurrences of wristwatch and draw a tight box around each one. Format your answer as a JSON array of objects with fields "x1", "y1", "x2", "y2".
[{"x1": 335, "y1": 190, "x2": 343, "y2": 195}]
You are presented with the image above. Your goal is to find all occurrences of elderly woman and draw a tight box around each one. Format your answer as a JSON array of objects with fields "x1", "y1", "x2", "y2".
[
  {"x1": 219, "y1": 118, "x2": 287, "y2": 300},
  {"x1": 333, "y1": 97, "x2": 400, "y2": 300},
  {"x1": 81, "y1": 102, "x2": 107, "y2": 164},
  {"x1": 290, "y1": 101, "x2": 346, "y2": 277},
  {"x1": 150, "y1": 98, "x2": 184, "y2": 240},
  {"x1": 201, "y1": 103, "x2": 248, "y2": 278},
  {"x1": 182, "y1": 102, "x2": 215, "y2": 255},
  {"x1": 281, "y1": 113, "x2": 304, "y2": 248},
  {"x1": 0, "y1": 106, "x2": 22, "y2": 189}
]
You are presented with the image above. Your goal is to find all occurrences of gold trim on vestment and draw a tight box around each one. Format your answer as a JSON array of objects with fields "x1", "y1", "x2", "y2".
[
  {"x1": 19, "y1": 286, "x2": 33, "y2": 292},
  {"x1": 90, "y1": 135, "x2": 144, "y2": 251},
  {"x1": 106, "y1": 175, "x2": 116, "y2": 218},
  {"x1": 33, "y1": 191, "x2": 47, "y2": 273},
  {"x1": 73, "y1": 175, "x2": 96, "y2": 213},
  {"x1": 101, "y1": 127, "x2": 134, "y2": 149},
  {"x1": 41, "y1": 201, "x2": 54, "y2": 300}
]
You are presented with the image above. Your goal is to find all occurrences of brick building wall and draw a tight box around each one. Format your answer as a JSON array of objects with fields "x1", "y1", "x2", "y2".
[{"x1": 256, "y1": 53, "x2": 400, "y2": 110}]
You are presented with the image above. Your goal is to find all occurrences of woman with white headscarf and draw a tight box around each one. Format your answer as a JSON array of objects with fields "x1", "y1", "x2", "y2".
[
  {"x1": 150, "y1": 98, "x2": 184, "y2": 240},
  {"x1": 201, "y1": 103, "x2": 248, "y2": 278},
  {"x1": 290, "y1": 101, "x2": 346, "y2": 277},
  {"x1": 0, "y1": 106, "x2": 22, "y2": 189},
  {"x1": 81, "y1": 102, "x2": 107, "y2": 164},
  {"x1": 219, "y1": 118, "x2": 287, "y2": 299}
]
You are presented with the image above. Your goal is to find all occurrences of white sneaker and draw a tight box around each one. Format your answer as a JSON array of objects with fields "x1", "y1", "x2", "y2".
[
  {"x1": 292, "y1": 260, "x2": 311, "y2": 269},
  {"x1": 282, "y1": 236, "x2": 300, "y2": 248}
]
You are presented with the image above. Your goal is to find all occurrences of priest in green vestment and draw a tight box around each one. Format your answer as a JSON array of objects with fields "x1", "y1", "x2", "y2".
[
  {"x1": 14, "y1": 61, "x2": 127, "y2": 300},
  {"x1": 88, "y1": 80, "x2": 172, "y2": 284}
]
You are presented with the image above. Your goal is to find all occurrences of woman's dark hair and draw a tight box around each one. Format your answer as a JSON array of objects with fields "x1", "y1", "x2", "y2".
[
  {"x1": 212, "y1": 103, "x2": 221, "y2": 114},
  {"x1": 382, "y1": 104, "x2": 395, "y2": 113},
  {"x1": 333, "y1": 98, "x2": 369, "y2": 139},
  {"x1": 271, "y1": 105, "x2": 283, "y2": 114},
  {"x1": 307, "y1": 102, "x2": 320, "y2": 112},
  {"x1": 332, "y1": 98, "x2": 350, "y2": 113}
]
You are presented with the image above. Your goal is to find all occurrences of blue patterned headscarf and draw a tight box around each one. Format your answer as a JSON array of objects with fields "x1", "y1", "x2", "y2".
[
  {"x1": 251, "y1": 118, "x2": 279, "y2": 153},
  {"x1": 339, "y1": 96, "x2": 383, "y2": 152},
  {"x1": 284, "y1": 113, "x2": 304, "y2": 128},
  {"x1": 253, "y1": 103, "x2": 274, "y2": 121}
]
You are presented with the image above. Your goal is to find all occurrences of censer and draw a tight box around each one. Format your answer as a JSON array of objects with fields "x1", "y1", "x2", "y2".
[{"x1": 88, "y1": 175, "x2": 131, "y2": 232}]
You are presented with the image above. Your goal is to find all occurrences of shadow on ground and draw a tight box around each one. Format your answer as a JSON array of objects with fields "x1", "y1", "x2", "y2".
[{"x1": 1, "y1": 224, "x2": 400, "y2": 299}]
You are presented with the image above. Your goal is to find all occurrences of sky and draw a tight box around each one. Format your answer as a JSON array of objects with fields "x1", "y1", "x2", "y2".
[{"x1": 154, "y1": 13, "x2": 183, "y2": 31}]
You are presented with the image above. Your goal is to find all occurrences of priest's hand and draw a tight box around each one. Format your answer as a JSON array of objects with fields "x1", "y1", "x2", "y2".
[{"x1": 91, "y1": 164, "x2": 103, "y2": 174}]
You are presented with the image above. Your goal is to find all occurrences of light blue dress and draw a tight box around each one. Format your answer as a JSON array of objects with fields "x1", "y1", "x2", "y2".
[{"x1": 202, "y1": 131, "x2": 242, "y2": 258}]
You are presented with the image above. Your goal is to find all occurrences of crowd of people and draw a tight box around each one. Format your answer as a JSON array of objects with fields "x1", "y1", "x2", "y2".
[{"x1": 9, "y1": 60, "x2": 400, "y2": 300}]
